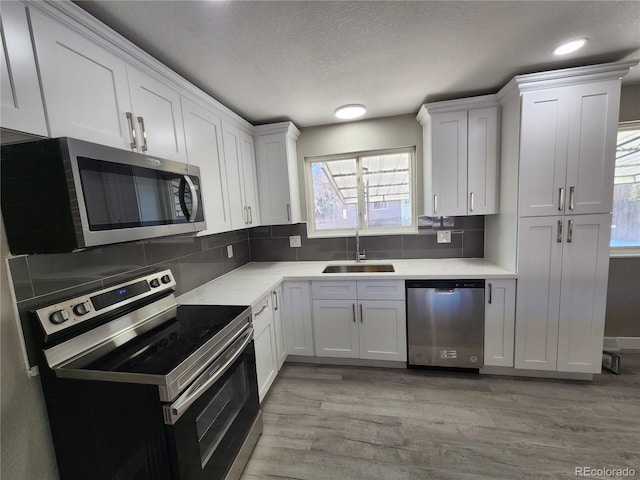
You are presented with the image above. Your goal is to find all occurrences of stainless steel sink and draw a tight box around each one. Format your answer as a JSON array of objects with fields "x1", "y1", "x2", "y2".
[{"x1": 322, "y1": 264, "x2": 395, "y2": 273}]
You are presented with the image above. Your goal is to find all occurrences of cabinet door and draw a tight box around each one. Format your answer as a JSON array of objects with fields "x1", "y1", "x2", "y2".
[
  {"x1": 467, "y1": 107, "x2": 498, "y2": 215},
  {"x1": 515, "y1": 217, "x2": 563, "y2": 370},
  {"x1": 181, "y1": 97, "x2": 230, "y2": 234},
  {"x1": 518, "y1": 88, "x2": 571, "y2": 217},
  {"x1": 30, "y1": 9, "x2": 132, "y2": 149},
  {"x1": 484, "y1": 279, "x2": 516, "y2": 367},
  {"x1": 272, "y1": 286, "x2": 287, "y2": 369},
  {"x1": 0, "y1": 2, "x2": 47, "y2": 136},
  {"x1": 126, "y1": 66, "x2": 186, "y2": 162},
  {"x1": 313, "y1": 300, "x2": 359, "y2": 358},
  {"x1": 565, "y1": 82, "x2": 620, "y2": 215},
  {"x1": 282, "y1": 281, "x2": 314, "y2": 356},
  {"x1": 359, "y1": 301, "x2": 407, "y2": 361},
  {"x1": 239, "y1": 130, "x2": 259, "y2": 226},
  {"x1": 222, "y1": 122, "x2": 248, "y2": 230},
  {"x1": 256, "y1": 133, "x2": 293, "y2": 225},
  {"x1": 430, "y1": 110, "x2": 468, "y2": 216},
  {"x1": 557, "y1": 214, "x2": 610, "y2": 373},
  {"x1": 252, "y1": 297, "x2": 277, "y2": 403}
]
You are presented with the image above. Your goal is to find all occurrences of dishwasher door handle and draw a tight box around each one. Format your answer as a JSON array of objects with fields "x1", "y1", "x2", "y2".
[{"x1": 435, "y1": 288, "x2": 456, "y2": 294}]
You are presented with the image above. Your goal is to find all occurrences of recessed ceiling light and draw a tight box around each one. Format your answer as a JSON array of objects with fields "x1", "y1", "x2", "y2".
[
  {"x1": 553, "y1": 38, "x2": 588, "y2": 56},
  {"x1": 335, "y1": 104, "x2": 366, "y2": 120}
]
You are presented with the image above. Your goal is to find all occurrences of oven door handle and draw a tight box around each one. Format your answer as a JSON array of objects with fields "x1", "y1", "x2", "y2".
[{"x1": 164, "y1": 327, "x2": 253, "y2": 425}]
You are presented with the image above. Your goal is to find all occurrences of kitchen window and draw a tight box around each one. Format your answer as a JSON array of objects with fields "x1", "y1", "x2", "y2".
[
  {"x1": 610, "y1": 121, "x2": 640, "y2": 256},
  {"x1": 305, "y1": 147, "x2": 416, "y2": 237}
]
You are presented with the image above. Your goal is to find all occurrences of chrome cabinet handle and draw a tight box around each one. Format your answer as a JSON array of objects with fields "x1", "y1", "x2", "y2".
[
  {"x1": 567, "y1": 220, "x2": 574, "y2": 243},
  {"x1": 137, "y1": 116, "x2": 148, "y2": 152},
  {"x1": 558, "y1": 188, "x2": 565, "y2": 211},
  {"x1": 488, "y1": 283, "x2": 492, "y2": 304},
  {"x1": 359, "y1": 304, "x2": 363, "y2": 323},
  {"x1": 433, "y1": 194, "x2": 438, "y2": 214},
  {"x1": 273, "y1": 291, "x2": 278, "y2": 311},
  {"x1": 352, "y1": 304, "x2": 356, "y2": 323},
  {"x1": 254, "y1": 303, "x2": 268, "y2": 318},
  {"x1": 126, "y1": 112, "x2": 137, "y2": 149},
  {"x1": 249, "y1": 206, "x2": 253, "y2": 224},
  {"x1": 469, "y1": 192, "x2": 475, "y2": 212},
  {"x1": 557, "y1": 220, "x2": 563, "y2": 243},
  {"x1": 244, "y1": 206, "x2": 249, "y2": 225},
  {"x1": 179, "y1": 175, "x2": 199, "y2": 222},
  {"x1": 286, "y1": 204, "x2": 291, "y2": 222},
  {"x1": 165, "y1": 327, "x2": 252, "y2": 425},
  {"x1": 569, "y1": 186, "x2": 575, "y2": 210}
]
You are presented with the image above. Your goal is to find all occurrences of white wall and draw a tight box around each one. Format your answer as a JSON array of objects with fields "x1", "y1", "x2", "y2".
[
  {"x1": 0, "y1": 215, "x2": 59, "y2": 479},
  {"x1": 295, "y1": 114, "x2": 423, "y2": 222}
]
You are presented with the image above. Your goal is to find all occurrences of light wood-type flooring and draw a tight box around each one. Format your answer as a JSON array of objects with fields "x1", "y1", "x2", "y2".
[{"x1": 241, "y1": 353, "x2": 640, "y2": 480}]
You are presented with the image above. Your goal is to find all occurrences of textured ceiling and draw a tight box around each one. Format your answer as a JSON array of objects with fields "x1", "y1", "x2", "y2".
[{"x1": 73, "y1": 0, "x2": 640, "y2": 127}]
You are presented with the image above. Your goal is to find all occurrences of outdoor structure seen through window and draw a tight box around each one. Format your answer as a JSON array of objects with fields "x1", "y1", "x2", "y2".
[
  {"x1": 611, "y1": 122, "x2": 640, "y2": 250},
  {"x1": 307, "y1": 148, "x2": 415, "y2": 236}
]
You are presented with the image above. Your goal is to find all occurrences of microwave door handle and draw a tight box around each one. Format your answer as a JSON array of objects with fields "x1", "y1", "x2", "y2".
[
  {"x1": 164, "y1": 327, "x2": 253, "y2": 425},
  {"x1": 179, "y1": 175, "x2": 199, "y2": 222}
]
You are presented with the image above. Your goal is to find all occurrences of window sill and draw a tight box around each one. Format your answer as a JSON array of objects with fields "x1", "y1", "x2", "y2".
[
  {"x1": 306, "y1": 227, "x2": 418, "y2": 239},
  {"x1": 610, "y1": 247, "x2": 640, "y2": 258}
]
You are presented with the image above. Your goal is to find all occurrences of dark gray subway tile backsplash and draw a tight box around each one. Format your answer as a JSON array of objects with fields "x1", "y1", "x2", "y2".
[{"x1": 249, "y1": 217, "x2": 484, "y2": 262}]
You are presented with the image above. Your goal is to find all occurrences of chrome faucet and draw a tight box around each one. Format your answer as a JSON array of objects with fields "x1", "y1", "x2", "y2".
[{"x1": 355, "y1": 230, "x2": 366, "y2": 263}]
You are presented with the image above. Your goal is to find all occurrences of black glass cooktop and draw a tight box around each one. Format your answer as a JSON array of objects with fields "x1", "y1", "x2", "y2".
[{"x1": 85, "y1": 304, "x2": 249, "y2": 376}]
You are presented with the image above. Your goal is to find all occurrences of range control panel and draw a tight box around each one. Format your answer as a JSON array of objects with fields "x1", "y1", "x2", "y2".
[{"x1": 35, "y1": 269, "x2": 176, "y2": 340}]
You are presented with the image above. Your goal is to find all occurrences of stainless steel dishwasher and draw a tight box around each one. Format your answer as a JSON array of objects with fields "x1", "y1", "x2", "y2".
[{"x1": 406, "y1": 280, "x2": 485, "y2": 368}]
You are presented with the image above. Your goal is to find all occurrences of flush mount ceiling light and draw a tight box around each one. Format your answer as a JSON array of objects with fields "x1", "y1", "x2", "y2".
[
  {"x1": 335, "y1": 104, "x2": 366, "y2": 120},
  {"x1": 553, "y1": 38, "x2": 588, "y2": 56}
]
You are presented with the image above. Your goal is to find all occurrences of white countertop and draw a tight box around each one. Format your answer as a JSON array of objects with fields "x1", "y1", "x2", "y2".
[{"x1": 176, "y1": 259, "x2": 516, "y2": 307}]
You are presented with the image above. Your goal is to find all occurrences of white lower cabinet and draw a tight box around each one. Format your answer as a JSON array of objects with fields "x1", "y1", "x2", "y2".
[
  {"x1": 282, "y1": 281, "x2": 314, "y2": 356},
  {"x1": 483, "y1": 279, "x2": 516, "y2": 367},
  {"x1": 515, "y1": 214, "x2": 611, "y2": 373},
  {"x1": 272, "y1": 285, "x2": 287, "y2": 369},
  {"x1": 252, "y1": 293, "x2": 277, "y2": 403},
  {"x1": 311, "y1": 281, "x2": 407, "y2": 362}
]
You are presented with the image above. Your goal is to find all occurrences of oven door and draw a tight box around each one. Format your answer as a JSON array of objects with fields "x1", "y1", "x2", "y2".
[{"x1": 165, "y1": 327, "x2": 260, "y2": 480}]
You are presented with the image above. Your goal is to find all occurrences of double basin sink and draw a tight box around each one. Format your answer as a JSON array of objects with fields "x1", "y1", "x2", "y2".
[{"x1": 322, "y1": 264, "x2": 395, "y2": 273}]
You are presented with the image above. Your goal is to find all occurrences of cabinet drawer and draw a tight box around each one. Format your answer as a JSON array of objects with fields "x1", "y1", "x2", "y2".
[
  {"x1": 311, "y1": 281, "x2": 357, "y2": 300},
  {"x1": 252, "y1": 293, "x2": 273, "y2": 331},
  {"x1": 357, "y1": 280, "x2": 405, "y2": 301}
]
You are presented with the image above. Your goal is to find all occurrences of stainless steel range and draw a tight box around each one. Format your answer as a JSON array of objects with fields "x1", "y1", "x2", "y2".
[{"x1": 33, "y1": 269, "x2": 262, "y2": 480}]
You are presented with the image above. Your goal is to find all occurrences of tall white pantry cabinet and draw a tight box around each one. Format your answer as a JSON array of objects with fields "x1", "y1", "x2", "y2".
[{"x1": 487, "y1": 61, "x2": 637, "y2": 374}]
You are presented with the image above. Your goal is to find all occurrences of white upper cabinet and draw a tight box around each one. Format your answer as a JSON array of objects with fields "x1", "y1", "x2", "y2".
[
  {"x1": 29, "y1": 8, "x2": 131, "y2": 148},
  {"x1": 181, "y1": 97, "x2": 230, "y2": 234},
  {"x1": 255, "y1": 122, "x2": 302, "y2": 225},
  {"x1": 240, "y1": 130, "x2": 260, "y2": 226},
  {"x1": 222, "y1": 122, "x2": 260, "y2": 230},
  {"x1": 518, "y1": 81, "x2": 620, "y2": 217},
  {"x1": 126, "y1": 66, "x2": 187, "y2": 162},
  {"x1": 29, "y1": 8, "x2": 186, "y2": 160},
  {"x1": 0, "y1": 2, "x2": 47, "y2": 136},
  {"x1": 418, "y1": 95, "x2": 499, "y2": 217}
]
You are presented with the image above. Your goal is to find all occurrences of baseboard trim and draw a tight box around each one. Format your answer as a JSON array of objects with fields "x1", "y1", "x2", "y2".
[
  {"x1": 480, "y1": 366, "x2": 593, "y2": 381},
  {"x1": 603, "y1": 336, "x2": 640, "y2": 352},
  {"x1": 285, "y1": 355, "x2": 406, "y2": 369}
]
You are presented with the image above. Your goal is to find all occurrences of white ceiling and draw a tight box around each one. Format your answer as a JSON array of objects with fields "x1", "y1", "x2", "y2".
[{"x1": 73, "y1": 0, "x2": 640, "y2": 128}]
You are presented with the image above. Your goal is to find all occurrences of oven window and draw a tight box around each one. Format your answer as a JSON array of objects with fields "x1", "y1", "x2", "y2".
[{"x1": 196, "y1": 361, "x2": 250, "y2": 468}]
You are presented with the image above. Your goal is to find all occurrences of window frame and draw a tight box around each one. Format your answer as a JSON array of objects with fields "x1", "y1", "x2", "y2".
[
  {"x1": 610, "y1": 121, "x2": 640, "y2": 258},
  {"x1": 304, "y1": 146, "x2": 417, "y2": 238}
]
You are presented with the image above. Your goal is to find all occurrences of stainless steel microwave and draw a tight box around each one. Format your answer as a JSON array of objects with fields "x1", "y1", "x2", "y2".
[{"x1": 1, "y1": 138, "x2": 206, "y2": 254}]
